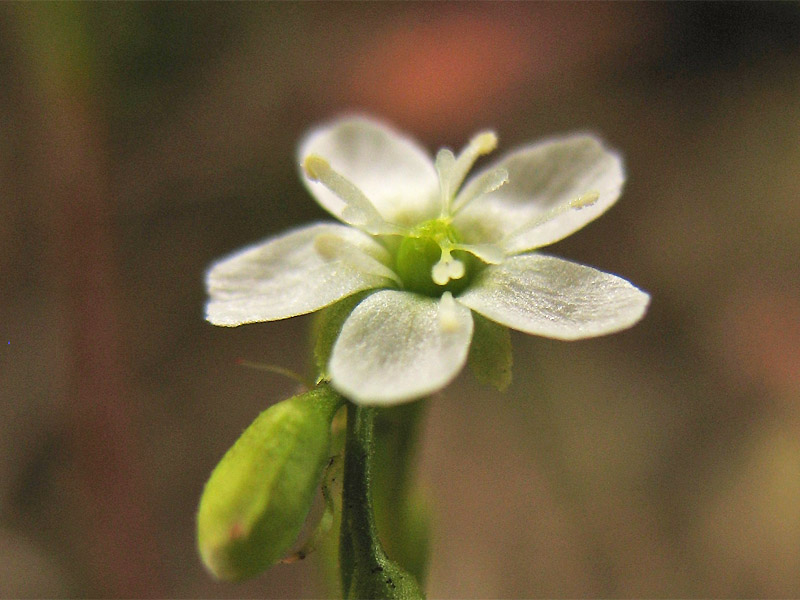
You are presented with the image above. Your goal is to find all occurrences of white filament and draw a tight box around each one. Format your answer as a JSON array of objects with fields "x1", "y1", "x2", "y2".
[
  {"x1": 436, "y1": 131, "x2": 501, "y2": 218},
  {"x1": 314, "y1": 232, "x2": 402, "y2": 286}
]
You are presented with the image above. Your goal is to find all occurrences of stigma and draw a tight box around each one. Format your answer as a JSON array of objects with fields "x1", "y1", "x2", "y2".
[{"x1": 431, "y1": 244, "x2": 465, "y2": 286}]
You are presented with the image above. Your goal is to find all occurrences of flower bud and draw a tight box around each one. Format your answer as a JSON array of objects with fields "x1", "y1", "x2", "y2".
[{"x1": 197, "y1": 385, "x2": 342, "y2": 581}]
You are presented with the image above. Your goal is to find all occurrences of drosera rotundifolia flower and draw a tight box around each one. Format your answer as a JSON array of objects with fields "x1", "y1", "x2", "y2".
[{"x1": 206, "y1": 116, "x2": 649, "y2": 405}]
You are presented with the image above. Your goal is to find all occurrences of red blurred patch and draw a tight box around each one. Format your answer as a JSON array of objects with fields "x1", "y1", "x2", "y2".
[
  {"x1": 345, "y1": 11, "x2": 529, "y2": 134},
  {"x1": 722, "y1": 287, "x2": 800, "y2": 392},
  {"x1": 229, "y1": 521, "x2": 245, "y2": 540},
  {"x1": 338, "y1": 5, "x2": 663, "y2": 136}
]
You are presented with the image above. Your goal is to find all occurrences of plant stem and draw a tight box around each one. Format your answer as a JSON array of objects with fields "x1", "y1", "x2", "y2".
[
  {"x1": 340, "y1": 404, "x2": 379, "y2": 594},
  {"x1": 339, "y1": 403, "x2": 424, "y2": 599}
]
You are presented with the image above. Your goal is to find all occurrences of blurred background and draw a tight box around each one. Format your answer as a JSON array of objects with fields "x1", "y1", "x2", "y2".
[{"x1": 2, "y1": 2, "x2": 800, "y2": 597}]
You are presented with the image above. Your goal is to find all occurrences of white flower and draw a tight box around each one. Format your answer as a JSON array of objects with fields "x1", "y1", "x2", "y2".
[{"x1": 206, "y1": 116, "x2": 649, "y2": 405}]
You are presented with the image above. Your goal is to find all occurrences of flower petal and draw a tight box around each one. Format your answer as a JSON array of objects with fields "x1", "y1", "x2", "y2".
[
  {"x1": 457, "y1": 254, "x2": 649, "y2": 340},
  {"x1": 453, "y1": 134, "x2": 624, "y2": 254},
  {"x1": 298, "y1": 116, "x2": 440, "y2": 227},
  {"x1": 329, "y1": 290, "x2": 473, "y2": 405},
  {"x1": 206, "y1": 223, "x2": 395, "y2": 326}
]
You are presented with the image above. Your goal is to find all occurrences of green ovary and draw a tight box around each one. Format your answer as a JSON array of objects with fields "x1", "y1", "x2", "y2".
[{"x1": 394, "y1": 219, "x2": 474, "y2": 297}]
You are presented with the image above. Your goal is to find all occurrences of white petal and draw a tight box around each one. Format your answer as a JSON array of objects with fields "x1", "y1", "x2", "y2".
[
  {"x1": 458, "y1": 255, "x2": 649, "y2": 341},
  {"x1": 329, "y1": 290, "x2": 473, "y2": 405},
  {"x1": 206, "y1": 223, "x2": 395, "y2": 326},
  {"x1": 453, "y1": 134, "x2": 624, "y2": 254},
  {"x1": 298, "y1": 116, "x2": 440, "y2": 227}
]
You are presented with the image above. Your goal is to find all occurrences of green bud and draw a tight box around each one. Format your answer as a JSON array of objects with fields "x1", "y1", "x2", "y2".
[{"x1": 197, "y1": 385, "x2": 343, "y2": 581}]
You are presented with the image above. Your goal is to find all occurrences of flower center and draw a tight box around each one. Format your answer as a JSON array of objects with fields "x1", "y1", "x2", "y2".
[{"x1": 394, "y1": 219, "x2": 475, "y2": 297}]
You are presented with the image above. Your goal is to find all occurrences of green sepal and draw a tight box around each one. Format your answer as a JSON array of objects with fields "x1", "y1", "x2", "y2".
[
  {"x1": 468, "y1": 313, "x2": 513, "y2": 391},
  {"x1": 196, "y1": 384, "x2": 344, "y2": 581},
  {"x1": 313, "y1": 291, "x2": 371, "y2": 380}
]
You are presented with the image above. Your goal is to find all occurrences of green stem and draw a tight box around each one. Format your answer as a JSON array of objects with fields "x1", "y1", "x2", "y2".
[
  {"x1": 340, "y1": 404, "x2": 379, "y2": 593},
  {"x1": 339, "y1": 403, "x2": 424, "y2": 599}
]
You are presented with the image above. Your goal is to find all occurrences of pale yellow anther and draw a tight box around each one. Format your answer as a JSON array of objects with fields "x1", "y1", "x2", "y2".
[
  {"x1": 506, "y1": 189, "x2": 604, "y2": 251},
  {"x1": 313, "y1": 232, "x2": 340, "y2": 260},
  {"x1": 302, "y1": 155, "x2": 329, "y2": 181},
  {"x1": 570, "y1": 191, "x2": 600, "y2": 209},
  {"x1": 438, "y1": 292, "x2": 462, "y2": 333},
  {"x1": 472, "y1": 131, "x2": 498, "y2": 155}
]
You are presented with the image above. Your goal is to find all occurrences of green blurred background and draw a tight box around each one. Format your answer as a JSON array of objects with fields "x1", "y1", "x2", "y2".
[{"x1": 2, "y1": 2, "x2": 800, "y2": 597}]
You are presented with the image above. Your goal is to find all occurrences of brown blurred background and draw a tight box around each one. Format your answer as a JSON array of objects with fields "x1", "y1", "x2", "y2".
[{"x1": 2, "y1": 2, "x2": 800, "y2": 597}]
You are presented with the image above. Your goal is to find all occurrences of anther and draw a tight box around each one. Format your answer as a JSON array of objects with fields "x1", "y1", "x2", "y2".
[
  {"x1": 438, "y1": 292, "x2": 462, "y2": 333},
  {"x1": 449, "y1": 130, "x2": 499, "y2": 199},
  {"x1": 472, "y1": 131, "x2": 498, "y2": 154},
  {"x1": 302, "y1": 155, "x2": 328, "y2": 182},
  {"x1": 530, "y1": 189, "x2": 601, "y2": 228},
  {"x1": 569, "y1": 191, "x2": 599, "y2": 209},
  {"x1": 504, "y1": 189, "x2": 603, "y2": 252}
]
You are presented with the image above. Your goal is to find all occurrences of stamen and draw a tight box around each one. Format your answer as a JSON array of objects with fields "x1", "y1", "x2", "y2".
[
  {"x1": 451, "y1": 167, "x2": 508, "y2": 214},
  {"x1": 438, "y1": 291, "x2": 462, "y2": 333},
  {"x1": 314, "y1": 232, "x2": 403, "y2": 286},
  {"x1": 303, "y1": 155, "x2": 404, "y2": 235},
  {"x1": 504, "y1": 190, "x2": 601, "y2": 249},
  {"x1": 531, "y1": 190, "x2": 600, "y2": 227},
  {"x1": 448, "y1": 131, "x2": 498, "y2": 200}
]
